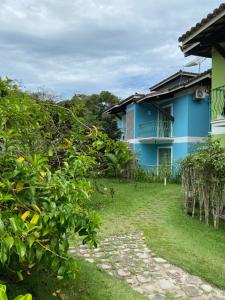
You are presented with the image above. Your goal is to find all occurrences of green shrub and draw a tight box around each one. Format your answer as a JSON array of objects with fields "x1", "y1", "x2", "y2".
[
  {"x1": 0, "y1": 284, "x2": 32, "y2": 300},
  {"x1": 181, "y1": 138, "x2": 225, "y2": 228},
  {"x1": 0, "y1": 79, "x2": 100, "y2": 281}
]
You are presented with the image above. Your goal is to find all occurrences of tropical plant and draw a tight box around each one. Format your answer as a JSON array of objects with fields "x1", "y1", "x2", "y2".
[
  {"x1": 0, "y1": 126, "x2": 100, "y2": 280},
  {"x1": 0, "y1": 78, "x2": 100, "y2": 281},
  {"x1": 0, "y1": 284, "x2": 32, "y2": 300}
]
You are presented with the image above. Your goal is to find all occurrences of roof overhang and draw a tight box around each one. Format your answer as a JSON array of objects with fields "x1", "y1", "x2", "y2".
[
  {"x1": 179, "y1": 5, "x2": 225, "y2": 57},
  {"x1": 105, "y1": 94, "x2": 145, "y2": 114},
  {"x1": 105, "y1": 70, "x2": 211, "y2": 115},
  {"x1": 138, "y1": 70, "x2": 211, "y2": 104},
  {"x1": 149, "y1": 71, "x2": 197, "y2": 91}
]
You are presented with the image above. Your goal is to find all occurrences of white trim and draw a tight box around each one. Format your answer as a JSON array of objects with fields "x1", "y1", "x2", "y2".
[
  {"x1": 211, "y1": 120, "x2": 225, "y2": 135},
  {"x1": 126, "y1": 136, "x2": 206, "y2": 144},
  {"x1": 173, "y1": 136, "x2": 205, "y2": 143},
  {"x1": 138, "y1": 137, "x2": 174, "y2": 144},
  {"x1": 127, "y1": 139, "x2": 141, "y2": 144}
]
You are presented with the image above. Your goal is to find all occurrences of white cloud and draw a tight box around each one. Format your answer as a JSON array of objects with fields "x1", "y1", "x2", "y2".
[{"x1": 0, "y1": 0, "x2": 221, "y2": 99}]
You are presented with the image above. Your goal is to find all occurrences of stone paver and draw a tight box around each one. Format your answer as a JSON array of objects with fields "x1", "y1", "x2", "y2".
[{"x1": 69, "y1": 232, "x2": 225, "y2": 300}]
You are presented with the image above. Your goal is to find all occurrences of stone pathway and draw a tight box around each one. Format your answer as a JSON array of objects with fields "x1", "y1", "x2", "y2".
[{"x1": 69, "y1": 232, "x2": 225, "y2": 300}]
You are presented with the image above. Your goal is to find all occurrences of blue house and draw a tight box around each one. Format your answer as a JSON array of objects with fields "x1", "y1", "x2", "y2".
[{"x1": 107, "y1": 70, "x2": 211, "y2": 173}]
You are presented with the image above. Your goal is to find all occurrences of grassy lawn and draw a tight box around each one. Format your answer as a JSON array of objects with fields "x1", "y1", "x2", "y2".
[
  {"x1": 92, "y1": 179, "x2": 225, "y2": 290},
  {"x1": 5, "y1": 258, "x2": 146, "y2": 300},
  {"x1": 5, "y1": 179, "x2": 225, "y2": 298}
]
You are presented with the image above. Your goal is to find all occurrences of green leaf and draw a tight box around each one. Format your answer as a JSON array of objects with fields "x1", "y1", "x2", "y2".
[
  {"x1": 3, "y1": 236, "x2": 14, "y2": 249},
  {"x1": 9, "y1": 217, "x2": 20, "y2": 233},
  {"x1": 0, "y1": 284, "x2": 7, "y2": 293},
  {"x1": 62, "y1": 240, "x2": 69, "y2": 252},
  {"x1": 0, "y1": 285, "x2": 8, "y2": 300},
  {"x1": 0, "y1": 245, "x2": 8, "y2": 264},
  {"x1": 14, "y1": 294, "x2": 32, "y2": 300},
  {"x1": 51, "y1": 257, "x2": 60, "y2": 269},
  {"x1": 58, "y1": 265, "x2": 66, "y2": 276},
  {"x1": 36, "y1": 247, "x2": 43, "y2": 261},
  {"x1": 15, "y1": 240, "x2": 26, "y2": 259},
  {"x1": 27, "y1": 235, "x2": 35, "y2": 248},
  {"x1": 17, "y1": 271, "x2": 24, "y2": 281},
  {"x1": 0, "y1": 217, "x2": 5, "y2": 234}
]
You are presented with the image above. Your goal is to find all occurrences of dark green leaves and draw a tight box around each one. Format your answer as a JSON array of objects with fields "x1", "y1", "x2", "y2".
[{"x1": 15, "y1": 240, "x2": 26, "y2": 260}]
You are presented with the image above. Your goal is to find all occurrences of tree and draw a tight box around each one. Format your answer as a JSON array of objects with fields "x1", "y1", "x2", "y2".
[{"x1": 60, "y1": 91, "x2": 121, "y2": 140}]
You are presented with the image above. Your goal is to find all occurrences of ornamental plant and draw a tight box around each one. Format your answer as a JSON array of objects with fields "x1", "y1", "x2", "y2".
[
  {"x1": 0, "y1": 125, "x2": 100, "y2": 280},
  {"x1": 0, "y1": 78, "x2": 132, "y2": 285}
]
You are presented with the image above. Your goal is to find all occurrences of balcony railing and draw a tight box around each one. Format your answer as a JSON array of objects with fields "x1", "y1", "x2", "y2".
[
  {"x1": 138, "y1": 121, "x2": 173, "y2": 138},
  {"x1": 212, "y1": 85, "x2": 225, "y2": 121}
]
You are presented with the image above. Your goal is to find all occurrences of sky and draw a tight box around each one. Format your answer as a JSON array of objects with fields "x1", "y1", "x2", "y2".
[{"x1": 0, "y1": 0, "x2": 223, "y2": 100}]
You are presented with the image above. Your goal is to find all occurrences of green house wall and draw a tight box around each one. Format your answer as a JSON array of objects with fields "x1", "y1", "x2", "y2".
[
  {"x1": 211, "y1": 44, "x2": 225, "y2": 146},
  {"x1": 212, "y1": 45, "x2": 225, "y2": 121}
]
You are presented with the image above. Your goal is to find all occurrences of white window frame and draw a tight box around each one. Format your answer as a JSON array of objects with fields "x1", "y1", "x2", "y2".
[
  {"x1": 157, "y1": 146, "x2": 173, "y2": 175},
  {"x1": 157, "y1": 103, "x2": 173, "y2": 137}
]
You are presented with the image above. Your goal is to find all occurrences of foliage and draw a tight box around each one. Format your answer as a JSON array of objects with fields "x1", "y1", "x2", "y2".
[
  {"x1": 30, "y1": 91, "x2": 132, "y2": 175},
  {"x1": 125, "y1": 164, "x2": 180, "y2": 183},
  {"x1": 0, "y1": 284, "x2": 32, "y2": 300},
  {"x1": 0, "y1": 78, "x2": 100, "y2": 281},
  {"x1": 89, "y1": 132, "x2": 134, "y2": 178},
  {"x1": 0, "y1": 79, "x2": 52, "y2": 155},
  {"x1": 180, "y1": 138, "x2": 225, "y2": 228},
  {"x1": 0, "y1": 125, "x2": 100, "y2": 280},
  {"x1": 59, "y1": 91, "x2": 121, "y2": 140}
]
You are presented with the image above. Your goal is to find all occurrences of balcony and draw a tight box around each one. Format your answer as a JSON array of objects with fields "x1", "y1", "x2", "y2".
[
  {"x1": 211, "y1": 85, "x2": 225, "y2": 131},
  {"x1": 137, "y1": 120, "x2": 174, "y2": 144}
]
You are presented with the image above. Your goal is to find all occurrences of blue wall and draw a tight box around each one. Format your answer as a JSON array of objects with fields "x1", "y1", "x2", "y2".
[
  {"x1": 172, "y1": 95, "x2": 189, "y2": 137},
  {"x1": 135, "y1": 103, "x2": 158, "y2": 138},
  {"x1": 116, "y1": 88, "x2": 210, "y2": 172},
  {"x1": 134, "y1": 143, "x2": 157, "y2": 170},
  {"x1": 188, "y1": 95, "x2": 210, "y2": 136},
  {"x1": 117, "y1": 116, "x2": 123, "y2": 129}
]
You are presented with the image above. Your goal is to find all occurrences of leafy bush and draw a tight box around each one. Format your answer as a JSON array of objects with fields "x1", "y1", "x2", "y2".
[
  {"x1": 0, "y1": 126, "x2": 99, "y2": 280},
  {"x1": 0, "y1": 79, "x2": 100, "y2": 281},
  {"x1": 181, "y1": 138, "x2": 225, "y2": 228},
  {"x1": 87, "y1": 131, "x2": 134, "y2": 178},
  {"x1": 0, "y1": 284, "x2": 32, "y2": 300}
]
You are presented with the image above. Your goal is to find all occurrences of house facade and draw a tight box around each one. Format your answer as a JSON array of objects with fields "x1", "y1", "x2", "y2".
[
  {"x1": 179, "y1": 4, "x2": 225, "y2": 145},
  {"x1": 107, "y1": 71, "x2": 211, "y2": 173}
]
